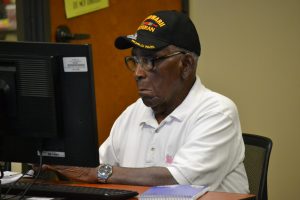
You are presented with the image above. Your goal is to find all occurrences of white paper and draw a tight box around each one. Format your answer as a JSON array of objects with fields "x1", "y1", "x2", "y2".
[{"x1": 0, "y1": 171, "x2": 23, "y2": 184}]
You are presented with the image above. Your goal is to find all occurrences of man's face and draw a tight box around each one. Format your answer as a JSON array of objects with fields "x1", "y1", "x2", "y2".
[{"x1": 132, "y1": 46, "x2": 185, "y2": 110}]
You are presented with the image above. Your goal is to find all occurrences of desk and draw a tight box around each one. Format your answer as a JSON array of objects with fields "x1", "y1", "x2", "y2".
[
  {"x1": 68, "y1": 182, "x2": 256, "y2": 200},
  {"x1": 5, "y1": 180, "x2": 255, "y2": 200}
]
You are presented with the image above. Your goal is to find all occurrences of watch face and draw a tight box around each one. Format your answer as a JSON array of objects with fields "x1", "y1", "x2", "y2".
[{"x1": 98, "y1": 164, "x2": 112, "y2": 182}]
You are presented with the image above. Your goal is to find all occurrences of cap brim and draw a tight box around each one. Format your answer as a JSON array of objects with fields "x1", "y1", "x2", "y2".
[
  {"x1": 114, "y1": 33, "x2": 169, "y2": 50},
  {"x1": 114, "y1": 36, "x2": 133, "y2": 49}
]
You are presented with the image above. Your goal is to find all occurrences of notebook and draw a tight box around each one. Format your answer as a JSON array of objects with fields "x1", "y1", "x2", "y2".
[{"x1": 139, "y1": 184, "x2": 208, "y2": 200}]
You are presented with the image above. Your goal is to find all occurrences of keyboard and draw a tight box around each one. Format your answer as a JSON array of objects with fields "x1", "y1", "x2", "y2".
[{"x1": 1, "y1": 181, "x2": 139, "y2": 200}]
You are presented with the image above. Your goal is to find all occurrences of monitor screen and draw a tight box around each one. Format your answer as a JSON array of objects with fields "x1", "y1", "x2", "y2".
[{"x1": 0, "y1": 41, "x2": 99, "y2": 167}]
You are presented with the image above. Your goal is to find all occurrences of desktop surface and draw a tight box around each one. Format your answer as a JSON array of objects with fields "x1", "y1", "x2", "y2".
[
  {"x1": 1, "y1": 179, "x2": 256, "y2": 200},
  {"x1": 72, "y1": 183, "x2": 256, "y2": 200}
]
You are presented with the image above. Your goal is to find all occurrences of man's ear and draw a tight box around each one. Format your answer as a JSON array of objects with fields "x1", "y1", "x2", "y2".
[{"x1": 180, "y1": 54, "x2": 195, "y2": 79}]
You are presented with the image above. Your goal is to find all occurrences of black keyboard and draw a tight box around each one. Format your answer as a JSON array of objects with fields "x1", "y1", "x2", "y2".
[{"x1": 1, "y1": 181, "x2": 139, "y2": 200}]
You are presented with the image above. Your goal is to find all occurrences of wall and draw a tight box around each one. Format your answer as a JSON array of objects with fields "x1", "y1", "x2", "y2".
[{"x1": 190, "y1": 0, "x2": 300, "y2": 199}]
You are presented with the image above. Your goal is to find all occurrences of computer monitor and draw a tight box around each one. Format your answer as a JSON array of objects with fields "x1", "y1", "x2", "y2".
[{"x1": 0, "y1": 41, "x2": 99, "y2": 167}]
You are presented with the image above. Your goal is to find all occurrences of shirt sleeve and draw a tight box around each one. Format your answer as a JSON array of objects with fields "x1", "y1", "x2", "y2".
[
  {"x1": 167, "y1": 111, "x2": 244, "y2": 191},
  {"x1": 99, "y1": 116, "x2": 122, "y2": 166}
]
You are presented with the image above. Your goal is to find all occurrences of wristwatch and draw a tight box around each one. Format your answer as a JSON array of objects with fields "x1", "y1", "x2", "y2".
[{"x1": 97, "y1": 164, "x2": 113, "y2": 183}]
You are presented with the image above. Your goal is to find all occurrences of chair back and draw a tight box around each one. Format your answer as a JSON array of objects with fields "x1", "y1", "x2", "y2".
[{"x1": 242, "y1": 133, "x2": 272, "y2": 200}]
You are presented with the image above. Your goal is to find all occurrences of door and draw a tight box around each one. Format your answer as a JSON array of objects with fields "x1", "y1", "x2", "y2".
[{"x1": 49, "y1": 0, "x2": 182, "y2": 144}]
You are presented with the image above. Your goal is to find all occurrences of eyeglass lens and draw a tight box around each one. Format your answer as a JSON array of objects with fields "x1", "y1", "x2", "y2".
[{"x1": 125, "y1": 51, "x2": 185, "y2": 72}]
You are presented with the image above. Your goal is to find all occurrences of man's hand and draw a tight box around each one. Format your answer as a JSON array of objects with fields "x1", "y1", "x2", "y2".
[{"x1": 34, "y1": 164, "x2": 98, "y2": 183}]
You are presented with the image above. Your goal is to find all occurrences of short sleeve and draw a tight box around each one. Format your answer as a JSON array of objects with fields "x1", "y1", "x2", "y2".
[{"x1": 167, "y1": 111, "x2": 244, "y2": 191}]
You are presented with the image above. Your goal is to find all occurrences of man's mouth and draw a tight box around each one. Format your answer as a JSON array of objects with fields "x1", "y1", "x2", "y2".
[{"x1": 138, "y1": 89, "x2": 153, "y2": 96}]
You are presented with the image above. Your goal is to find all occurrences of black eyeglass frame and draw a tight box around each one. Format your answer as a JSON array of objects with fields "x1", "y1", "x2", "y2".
[{"x1": 124, "y1": 51, "x2": 186, "y2": 72}]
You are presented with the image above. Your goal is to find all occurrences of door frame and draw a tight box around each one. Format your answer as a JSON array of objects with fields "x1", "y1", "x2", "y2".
[{"x1": 16, "y1": 0, "x2": 50, "y2": 41}]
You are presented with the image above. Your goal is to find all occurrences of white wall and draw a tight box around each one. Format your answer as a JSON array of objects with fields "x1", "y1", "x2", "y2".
[{"x1": 190, "y1": 0, "x2": 300, "y2": 199}]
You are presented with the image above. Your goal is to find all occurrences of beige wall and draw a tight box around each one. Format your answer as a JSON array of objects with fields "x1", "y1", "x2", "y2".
[{"x1": 190, "y1": 0, "x2": 300, "y2": 199}]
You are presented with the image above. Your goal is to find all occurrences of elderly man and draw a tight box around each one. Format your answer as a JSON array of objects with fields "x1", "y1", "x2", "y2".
[{"x1": 44, "y1": 10, "x2": 249, "y2": 193}]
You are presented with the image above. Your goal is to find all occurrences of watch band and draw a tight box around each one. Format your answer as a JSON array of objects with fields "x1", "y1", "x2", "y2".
[{"x1": 97, "y1": 164, "x2": 113, "y2": 183}]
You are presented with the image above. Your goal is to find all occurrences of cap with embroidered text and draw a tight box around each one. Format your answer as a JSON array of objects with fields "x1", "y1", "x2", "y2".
[{"x1": 114, "y1": 10, "x2": 201, "y2": 56}]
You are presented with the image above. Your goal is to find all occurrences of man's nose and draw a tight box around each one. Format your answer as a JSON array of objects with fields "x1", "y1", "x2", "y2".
[{"x1": 134, "y1": 63, "x2": 146, "y2": 79}]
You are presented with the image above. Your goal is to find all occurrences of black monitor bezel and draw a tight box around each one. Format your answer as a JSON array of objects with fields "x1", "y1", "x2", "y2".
[{"x1": 0, "y1": 41, "x2": 99, "y2": 167}]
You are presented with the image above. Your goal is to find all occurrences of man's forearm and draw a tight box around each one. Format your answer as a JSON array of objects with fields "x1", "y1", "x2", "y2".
[
  {"x1": 107, "y1": 166, "x2": 178, "y2": 186},
  {"x1": 44, "y1": 165, "x2": 177, "y2": 186}
]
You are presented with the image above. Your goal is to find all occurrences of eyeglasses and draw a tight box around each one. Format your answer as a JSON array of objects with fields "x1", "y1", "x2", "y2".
[{"x1": 124, "y1": 51, "x2": 185, "y2": 72}]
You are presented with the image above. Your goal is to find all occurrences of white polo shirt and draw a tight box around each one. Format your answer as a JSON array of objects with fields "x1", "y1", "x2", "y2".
[{"x1": 99, "y1": 76, "x2": 249, "y2": 193}]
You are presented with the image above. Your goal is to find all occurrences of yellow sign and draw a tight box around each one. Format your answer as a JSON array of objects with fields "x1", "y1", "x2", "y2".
[{"x1": 64, "y1": 0, "x2": 109, "y2": 19}]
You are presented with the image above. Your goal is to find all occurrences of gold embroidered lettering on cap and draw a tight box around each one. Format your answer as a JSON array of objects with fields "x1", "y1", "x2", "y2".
[
  {"x1": 137, "y1": 25, "x2": 155, "y2": 32},
  {"x1": 144, "y1": 15, "x2": 165, "y2": 27},
  {"x1": 145, "y1": 45, "x2": 155, "y2": 49},
  {"x1": 131, "y1": 40, "x2": 144, "y2": 48},
  {"x1": 157, "y1": 19, "x2": 165, "y2": 27}
]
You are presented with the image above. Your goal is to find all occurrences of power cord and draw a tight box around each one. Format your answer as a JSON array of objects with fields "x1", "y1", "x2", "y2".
[
  {"x1": 0, "y1": 161, "x2": 4, "y2": 200},
  {"x1": 0, "y1": 162, "x2": 4, "y2": 179},
  {"x1": 1, "y1": 150, "x2": 44, "y2": 200},
  {"x1": 17, "y1": 151, "x2": 43, "y2": 200},
  {"x1": 1, "y1": 170, "x2": 30, "y2": 200}
]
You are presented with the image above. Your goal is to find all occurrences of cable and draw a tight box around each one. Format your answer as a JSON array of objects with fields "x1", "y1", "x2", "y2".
[
  {"x1": 0, "y1": 179, "x2": 2, "y2": 200},
  {"x1": 1, "y1": 139, "x2": 45, "y2": 200},
  {"x1": 0, "y1": 161, "x2": 4, "y2": 199},
  {"x1": 0, "y1": 162, "x2": 4, "y2": 179},
  {"x1": 0, "y1": 169, "x2": 30, "y2": 200},
  {"x1": 1, "y1": 151, "x2": 44, "y2": 200},
  {"x1": 16, "y1": 150, "x2": 43, "y2": 200}
]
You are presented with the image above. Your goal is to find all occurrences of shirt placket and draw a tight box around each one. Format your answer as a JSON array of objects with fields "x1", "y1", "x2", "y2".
[{"x1": 145, "y1": 126, "x2": 160, "y2": 165}]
